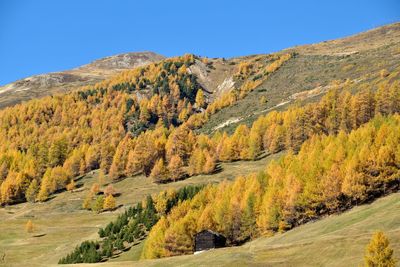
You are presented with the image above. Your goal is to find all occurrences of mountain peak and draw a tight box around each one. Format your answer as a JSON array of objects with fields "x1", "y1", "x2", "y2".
[{"x1": 76, "y1": 51, "x2": 165, "y2": 71}]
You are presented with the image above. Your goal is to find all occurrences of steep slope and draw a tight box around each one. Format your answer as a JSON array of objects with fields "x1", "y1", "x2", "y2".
[
  {"x1": 99, "y1": 192, "x2": 400, "y2": 267},
  {"x1": 198, "y1": 22, "x2": 400, "y2": 134},
  {"x1": 0, "y1": 52, "x2": 165, "y2": 108}
]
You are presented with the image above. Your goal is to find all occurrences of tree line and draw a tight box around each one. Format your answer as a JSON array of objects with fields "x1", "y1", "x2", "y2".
[{"x1": 106, "y1": 79, "x2": 400, "y2": 185}]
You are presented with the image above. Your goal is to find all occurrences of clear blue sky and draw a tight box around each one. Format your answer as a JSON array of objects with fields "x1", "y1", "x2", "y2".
[{"x1": 0, "y1": 0, "x2": 399, "y2": 85}]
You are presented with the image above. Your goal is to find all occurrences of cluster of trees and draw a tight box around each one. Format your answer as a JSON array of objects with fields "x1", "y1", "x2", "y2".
[
  {"x1": 59, "y1": 185, "x2": 204, "y2": 264},
  {"x1": 58, "y1": 241, "x2": 101, "y2": 264},
  {"x1": 0, "y1": 54, "x2": 205, "y2": 205},
  {"x1": 82, "y1": 183, "x2": 117, "y2": 213},
  {"x1": 0, "y1": 49, "x2": 397, "y2": 206},
  {"x1": 0, "y1": 51, "x2": 296, "y2": 205},
  {"x1": 83, "y1": 194, "x2": 117, "y2": 213},
  {"x1": 141, "y1": 114, "x2": 400, "y2": 259},
  {"x1": 213, "y1": 80, "x2": 400, "y2": 160},
  {"x1": 114, "y1": 80, "x2": 400, "y2": 185},
  {"x1": 234, "y1": 53, "x2": 293, "y2": 81},
  {"x1": 106, "y1": 124, "x2": 220, "y2": 183}
]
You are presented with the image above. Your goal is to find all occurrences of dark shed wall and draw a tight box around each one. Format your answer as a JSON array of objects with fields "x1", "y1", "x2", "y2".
[
  {"x1": 195, "y1": 231, "x2": 215, "y2": 251},
  {"x1": 194, "y1": 230, "x2": 226, "y2": 251},
  {"x1": 214, "y1": 235, "x2": 226, "y2": 248}
]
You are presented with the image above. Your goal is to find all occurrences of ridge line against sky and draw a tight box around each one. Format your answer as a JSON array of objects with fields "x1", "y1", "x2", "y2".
[{"x1": 0, "y1": 0, "x2": 399, "y2": 85}]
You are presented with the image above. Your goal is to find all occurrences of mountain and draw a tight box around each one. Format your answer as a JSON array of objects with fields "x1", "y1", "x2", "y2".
[
  {"x1": 0, "y1": 22, "x2": 399, "y2": 267},
  {"x1": 199, "y1": 22, "x2": 400, "y2": 134},
  {"x1": 0, "y1": 51, "x2": 165, "y2": 109},
  {"x1": 285, "y1": 22, "x2": 400, "y2": 55}
]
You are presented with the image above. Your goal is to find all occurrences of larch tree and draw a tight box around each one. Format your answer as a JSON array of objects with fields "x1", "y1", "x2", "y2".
[
  {"x1": 48, "y1": 137, "x2": 68, "y2": 168},
  {"x1": 103, "y1": 195, "x2": 116, "y2": 211},
  {"x1": 230, "y1": 125, "x2": 250, "y2": 160},
  {"x1": 195, "y1": 90, "x2": 205, "y2": 109},
  {"x1": 168, "y1": 155, "x2": 184, "y2": 181},
  {"x1": 0, "y1": 162, "x2": 8, "y2": 181},
  {"x1": 36, "y1": 169, "x2": 52, "y2": 202},
  {"x1": 82, "y1": 192, "x2": 93, "y2": 210},
  {"x1": 188, "y1": 148, "x2": 206, "y2": 175},
  {"x1": 165, "y1": 126, "x2": 193, "y2": 163},
  {"x1": 92, "y1": 196, "x2": 105, "y2": 213},
  {"x1": 25, "y1": 179, "x2": 39, "y2": 203},
  {"x1": 203, "y1": 152, "x2": 216, "y2": 174},
  {"x1": 90, "y1": 183, "x2": 100, "y2": 195},
  {"x1": 25, "y1": 220, "x2": 34, "y2": 233},
  {"x1": 109, "y1": 135, "x2": 131, "y2": 180},
  {"x1": 248, "y1": 128, "x2": 263, "y2": 160},
  {"x1": 150, "y1": 159, "x2": 169, "y2": 183},
  {"x1": 364, "y1": 231, "x2": 396, "y2": 267},
  {"x1": 99, "y1": 144, "x2": 115, "y2": 174}
]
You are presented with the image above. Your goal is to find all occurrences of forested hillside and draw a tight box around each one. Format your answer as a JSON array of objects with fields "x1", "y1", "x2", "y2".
[
  {"x1": 0, "y1": 54, "x2": 205, "y2": 204},
  {"x1": 142, "y1": 114, "x2": 400, "y2": 258},
  {"x1": 0, "y1": 52, "x2": 293, "y2": 205},
  {"x1": 0, "y1": 22, "x2": 399, "y2": 267},
  {"x1": 56, "y1": 80, "x2": 400, "y2": 263}
]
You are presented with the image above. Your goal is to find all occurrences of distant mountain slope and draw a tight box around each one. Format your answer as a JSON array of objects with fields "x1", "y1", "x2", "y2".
[
  {"x1": 0, "y1": 51, "x2": 165, "y2": 108},
  {"x1": 198, "y1": 23, "x2": 400, "y2": 134},
  {"x1": 285, "y1": 22, "x2": 400, "y2": 55},
  {"x1": 89, "y1": 192, "x2": 400, "y2": 267}
]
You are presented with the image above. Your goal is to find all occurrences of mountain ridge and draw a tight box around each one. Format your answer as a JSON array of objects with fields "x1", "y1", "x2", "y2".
[
  {"x1": 0, "y1": 51, "x2": 165, "y2": 108},
  {"x1": 1, "y1": 22, "x2": 399, "y2": 110}
]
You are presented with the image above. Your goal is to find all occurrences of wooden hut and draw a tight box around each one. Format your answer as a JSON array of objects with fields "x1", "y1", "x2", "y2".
[{"x1": 194, "y1": 229, "x2": 226, "y2": 252}]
